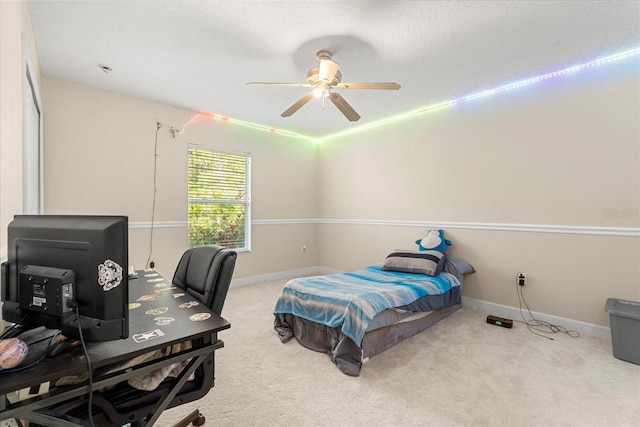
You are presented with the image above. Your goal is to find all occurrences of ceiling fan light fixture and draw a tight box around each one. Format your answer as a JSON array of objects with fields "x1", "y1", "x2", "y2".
[{"x1": 246, "y1": 49, "x2": 400, "y2": 121}]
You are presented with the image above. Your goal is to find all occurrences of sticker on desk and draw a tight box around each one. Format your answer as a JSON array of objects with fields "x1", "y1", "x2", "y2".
[
  {"x1": 144, "y1": 273, "x2": 159, "y2": 277},
  {"x1": 132, "y1": 329, "x2": 165, "y2": 343},
  {"x1": 153, "y1": 282, "x2": 172, "y2": 288},
  {"x1": 128, "y1": 302, "x2": 141, "y2": 309},
  {"x1": 148, "y1": 278, "x2": 166, "y2": 283},
  {"x1": 173, "y1": 293, "x2": 185, "y2": 298},
  {"x1": 155, "y1": 286, "x2": 177, "y2": 293},
  {"x1": 179, "y1": 301, "x2": 199, "y2": 309},
  {"x1": 189, "y1": 313, "x2": 211, "y2": 322},
  {"x1": 154, "y1": 316, "x2": 175, "y2": 326},
  {"x1": 137, "y1": 294, "x2": 159, "y2": 302},
  {"x1": 145, "y1": 307, "x2": 168, "y2": 316}
]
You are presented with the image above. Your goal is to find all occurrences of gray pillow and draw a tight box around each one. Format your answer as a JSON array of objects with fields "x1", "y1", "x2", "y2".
[
  {"x1": 444, "y1": 254, "x2": 475, "y2": 284},
  {"x1": 382, "y1": 250, "x2": 447, "y2": 276}
]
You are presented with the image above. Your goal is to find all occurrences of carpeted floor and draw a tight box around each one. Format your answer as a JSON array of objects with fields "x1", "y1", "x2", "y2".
[{"x1": 156, "y1": 279, "x2": 640, "y2": 427}]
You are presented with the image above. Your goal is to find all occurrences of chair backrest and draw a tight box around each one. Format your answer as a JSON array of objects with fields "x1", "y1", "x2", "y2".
[{"x1": 171, "y1": 245, "x2": 237, "y2": 315}]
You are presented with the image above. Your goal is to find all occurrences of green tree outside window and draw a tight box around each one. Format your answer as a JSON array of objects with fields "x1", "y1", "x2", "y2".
[{"x1": 188, "y1": 147, "x2": 250, "y2": 250}]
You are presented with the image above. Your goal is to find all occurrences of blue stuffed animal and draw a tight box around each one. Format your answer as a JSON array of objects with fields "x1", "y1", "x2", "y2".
[{"x1": 415, "y1": 229, "x2": 451, "y2": 252}]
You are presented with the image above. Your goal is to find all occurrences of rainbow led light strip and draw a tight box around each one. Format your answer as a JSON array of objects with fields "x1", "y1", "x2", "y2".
[
  {"x1": 187, "y1": 47, "x2": 640, "y2": 142},
  {"x1": 319, "y1": 46, "x2": 640, "y2": 142}
]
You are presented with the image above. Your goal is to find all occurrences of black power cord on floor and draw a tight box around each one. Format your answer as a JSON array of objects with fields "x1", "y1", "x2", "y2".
[{"x1": 515, "y1": 276, "x2": 580, "y2": 340}]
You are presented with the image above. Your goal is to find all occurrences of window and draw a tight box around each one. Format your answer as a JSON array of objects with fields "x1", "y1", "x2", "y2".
[{"x1": 188, "y1": 146, "x2": 251, "y2": 250}]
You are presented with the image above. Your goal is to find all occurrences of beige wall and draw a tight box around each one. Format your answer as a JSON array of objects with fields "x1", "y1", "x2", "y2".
[
  {"x1": 41, "y1": 77, "x2": 319, "y2": 280},
  {"x1": 317, "y1": 58, "x2": 640, "y2": 328},
  {"x1": 21, "y1": 33, "x2": 640, "y2": 331},
  {"x1": 0, "y1": 0, "x2": 42, "y2": 260}
]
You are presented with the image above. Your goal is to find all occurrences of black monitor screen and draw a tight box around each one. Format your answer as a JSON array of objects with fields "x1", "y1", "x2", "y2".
[{"x1": 1, "y1": 215, "x2": 129, "y2": 342}]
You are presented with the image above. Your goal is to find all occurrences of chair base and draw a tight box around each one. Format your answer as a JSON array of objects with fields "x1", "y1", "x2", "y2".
[{"x1": 173, "y1": 409, "x2": 206, "y2": 427}]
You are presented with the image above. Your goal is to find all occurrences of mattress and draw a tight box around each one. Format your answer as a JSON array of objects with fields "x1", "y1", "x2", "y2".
[
  {"x1": 273, "y1": 255, "x2": 473, "y2": 376},
  {"x1": 274, "y1": 285, "x2": 462, "y2": 376},
  {"x1": 274, "y1": 264, "x2": 460, "y2": 346}
]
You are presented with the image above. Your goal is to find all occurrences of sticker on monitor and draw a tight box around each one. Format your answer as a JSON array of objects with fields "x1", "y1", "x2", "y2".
[{"x1": 98, "y1": 259, "x2": 124, "y2": 291}]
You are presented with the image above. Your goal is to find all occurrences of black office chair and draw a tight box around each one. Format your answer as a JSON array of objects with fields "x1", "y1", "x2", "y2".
[
  {"x1": 37, "y1": 245, "x2": 236, "y2": 426},
  {"x1": 172, "y1": 245, "x2": 237, "y2": 317},
  {"x1": 170, "y1": 245, "x2": 237, "y2": 426}
]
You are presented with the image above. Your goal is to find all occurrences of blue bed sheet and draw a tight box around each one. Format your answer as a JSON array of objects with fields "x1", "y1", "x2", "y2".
[{"x1": 273, "y1": 264, "x2": 460, "y2": 346}]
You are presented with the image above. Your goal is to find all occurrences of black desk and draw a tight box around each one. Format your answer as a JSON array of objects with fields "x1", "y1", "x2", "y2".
[{"x1": 0, "y1": 270, "x2": 230, "y2": 426}]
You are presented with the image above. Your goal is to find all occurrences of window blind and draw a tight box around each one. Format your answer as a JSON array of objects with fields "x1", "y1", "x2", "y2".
[{"x1": 188, "y1": 147, "x2": 250, "y2": 250}]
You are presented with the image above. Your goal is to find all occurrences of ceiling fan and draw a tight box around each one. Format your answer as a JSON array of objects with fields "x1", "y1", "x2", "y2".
[{"x1": 246, "y1": 50, "x2": 401, "y2": 121}]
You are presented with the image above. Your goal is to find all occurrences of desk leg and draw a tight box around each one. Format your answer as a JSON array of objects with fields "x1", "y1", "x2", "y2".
[
  {"x1": 140, "y1": 352, "x2": 209, "y2": 426},
  {"x1": 16, "y1": 411, "x2": 81, "y2": 427}
]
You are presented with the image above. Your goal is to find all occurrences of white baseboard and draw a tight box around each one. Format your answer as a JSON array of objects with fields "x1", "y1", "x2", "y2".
[
  {"x1": 230, "y1": 266, "x2": 339, "y2": 288},
  {"x1": 462, "y1": 296, "x2": 611, "y2": 340}
]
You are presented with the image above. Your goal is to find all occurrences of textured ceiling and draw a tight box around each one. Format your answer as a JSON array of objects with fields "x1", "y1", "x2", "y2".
[{"x1": 28, "y1": 0, "x2": 640, "y2": 138}]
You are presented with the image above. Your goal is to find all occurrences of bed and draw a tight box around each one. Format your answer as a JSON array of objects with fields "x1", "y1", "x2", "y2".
[{"x1": 273, "y1": 253, "x2": 474, "y2": 376}]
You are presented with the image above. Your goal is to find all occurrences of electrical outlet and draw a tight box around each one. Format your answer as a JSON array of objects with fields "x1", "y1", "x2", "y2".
[{"x1": 517, "y1": 272, "x2": 527, "y2": 286}]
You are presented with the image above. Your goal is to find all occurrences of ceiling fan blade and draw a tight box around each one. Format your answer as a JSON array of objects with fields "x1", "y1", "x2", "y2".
[
  {"x1": 319, "y1": 58, "x2": 339, "y2": 82},
  {"x1": 334, "y1": 82, "x2": 401, "y2": 90},
  {"x1": 246, "y1": 82, "x2": 313, "y2": 87},
  {"x1": 329, "y1": 92, "x2": 361, "y2": 122},
  {"x1": 281, "y1": 93, "x2": 315, "y2": 117}
]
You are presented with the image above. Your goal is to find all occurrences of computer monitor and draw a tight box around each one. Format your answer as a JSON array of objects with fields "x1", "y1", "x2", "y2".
[{"x1": 1, "y1": 215, "x2": 129, "y2": 342}]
